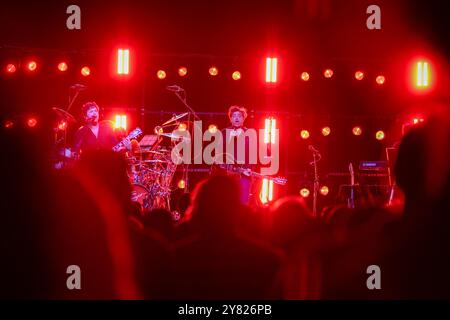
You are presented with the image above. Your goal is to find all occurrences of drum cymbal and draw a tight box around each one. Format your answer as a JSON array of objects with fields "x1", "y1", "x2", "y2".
[
  {"x1": 52, "y1": 107, "x2": 76, "y2": 122},
  {"x1": 142, "y1": 159, "x2": 168, "y2": 163},
  {"x1": 161, "y1": 112, "x2": 189, "y2": 126},
  {"x1": 158, "y1": 132, "x2": 191, "y2": 140},
  {"x1": 136, "y1": 150, "x2": 165, "y2": 155}
]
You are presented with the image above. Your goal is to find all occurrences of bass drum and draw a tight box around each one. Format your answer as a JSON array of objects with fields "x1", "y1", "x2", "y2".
[{"x1": 131, "y1": 184, "x2": 150, "y2": 210}]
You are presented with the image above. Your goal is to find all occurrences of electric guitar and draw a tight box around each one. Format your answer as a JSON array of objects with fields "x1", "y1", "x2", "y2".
[
  {"x1": 112, "y1": 127, "x2": 143, "y2": 152},
  {"x1": 348, "y1": 162, "x2": 355, "y2": 209},
  {"x1": 218, "y1": 164, "x2": 287, "y2": 186}
]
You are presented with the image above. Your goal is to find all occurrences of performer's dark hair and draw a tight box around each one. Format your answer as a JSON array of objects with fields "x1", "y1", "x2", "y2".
[
  {"x1": 228, "y1": 105, "x2": 248, "y2": 120},
  {"x1": 81, "y1": 101, "x2": 99, "y2": 116}
]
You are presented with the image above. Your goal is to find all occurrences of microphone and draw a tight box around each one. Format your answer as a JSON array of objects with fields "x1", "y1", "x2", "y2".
[
  {"x1": 166, "y1": 85, "x2": 183, "y2": 92},
  {"x1": 71, "y1": 84, "x2": 87, "y2": 90},
  {"x1": 308, "y1": 145, "x2": 320, "y2": 153}
]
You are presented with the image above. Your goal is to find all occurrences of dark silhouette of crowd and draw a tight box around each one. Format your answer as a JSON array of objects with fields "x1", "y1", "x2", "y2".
[{"x1": 0, "y1": 107, "x2": 449, "y2": 299}]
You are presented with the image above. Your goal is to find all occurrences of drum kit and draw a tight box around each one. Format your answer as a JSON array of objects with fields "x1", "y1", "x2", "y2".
[
  {"x1": 126, "y1": 112, "x2": 190, "y2": 213},
  {"x1": 127, "y1": 147, "x2": 178, "y2": 212}
]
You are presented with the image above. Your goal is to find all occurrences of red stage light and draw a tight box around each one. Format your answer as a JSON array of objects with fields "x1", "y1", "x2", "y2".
[
  {"x1": 81, "y1": 66, "x2": 90, "y2": 76},
  {"x1": 156, "y1": 70, "x2": 166, "y2": 79},
  {"x1": 265, "y1": 57, "x2": 277, "y2": 83},
  {"x1": 323, "y1": 69, "x2": 333, "y2": 78},
  {"x1": 375, "y1": 130, "x2": 385, "y2": 140},
  {"x1": 412, "y1": 117, "x2": 424, "y2": 125},
  {"x1": 376, "y1": 75, "x2": 385, "y2": 85},
  {"x1": 178, "y1": 67, "x2": 187, "y2": 77},
  {"x1": 301, "y1": 72, "x2": 310, "y2": 81},
  {"x1": 355, "y1": 71, "x2": 364, "y2": 80},
  {"x1": 352, "y1": 126, "x2": 362, "y2": 136},
  {"x1": 209, "y1": 67, "x2": 218, "y2": 76},
  {"x1": 264, "y1": 118, "x2": 277, "y2": 144},
  {"x1": 58, "y1": 62, "x2": 68, "y2": 72},
  {"x1": 300, "y1": 130, "x2": 310, "y2": 139},
  {"x1": 232, "y1": 71, "x2": 241, "y2": 80},
  {"x1": 208, "y1": 124, "x2": 218, "y2": 134},
  {"x1": 4, "y1": 120, "x2": 14, "y2": 129},
  {"x1": 415, "y1": 60, "x2": 430, "y2": 88},
  {"x1": 27, "y1": 118, "x2": 37, "y2": 128},
  {"x1": 57, "y1": 120, "x2": 68, "y2": 131},
  {"x1": 321, "y1": 127, "x2": 331, "y2": 136},
  {"x1": 178, "y1": 123, "x2": 187, "y2": 131},
  {"x1": 27, "y1": 61, "x2": 37, "y2": 72},
  {"x1": 260, "y1": 178, "x2": 274, "y2": 204},
  {"x1": 117, "y1": 49, "x2": 130, "y2": 75},
  {"x1": 178, "y1": 179, "x2": 186, "y2": 189},
  {"x1": 300, "y1": 188, "x2": 310, "y2": 198},
  {"x1": 320, "y1": 186, "x2": 329, "y2": 196},
  {"x1": 6, "y1": 63, "x2": 16, "y2": 74},
  {"x1": 114, "y1": 114, "x2": 127, "y2": 130}
]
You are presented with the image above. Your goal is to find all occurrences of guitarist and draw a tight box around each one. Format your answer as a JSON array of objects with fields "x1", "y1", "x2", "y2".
[
  {"x1": 72, "y1": 102, "x2": 132, "y2": 158},
  {"x1": 218, "y1": 105, "x2": 255, "y2": 205}
]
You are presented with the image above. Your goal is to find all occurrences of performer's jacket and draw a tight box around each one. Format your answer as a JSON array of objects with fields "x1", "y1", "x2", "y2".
[
  {"x1": 73, "y1": 120, "x2": 118, "y2": 156},
  {"x1": 215, "y1": 126, "x2": 255, "y2": 177}
]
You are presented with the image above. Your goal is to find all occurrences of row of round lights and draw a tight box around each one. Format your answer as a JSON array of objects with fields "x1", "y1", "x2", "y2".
[
  {"x1": 4, "y1": 61, "x2": 91, "y2": 77},
  {"x1": 3, "y1": 117, "x2": 38, "y2": 129},
  {"x1": 301, "y1": 70, "x2": 385, "y2": 84},
  {"x1": 299, "y1": 127, "x2": 385, "y2": 140},
  {"x1": 156, "y1": 67, "x2": 241, "y2": 80},
  {"x1": 4, "y1": 62, "x2": 385, "y2": 84},
  {"x1": 300, "y1": 186, "x2": 330, "y2": 198}
]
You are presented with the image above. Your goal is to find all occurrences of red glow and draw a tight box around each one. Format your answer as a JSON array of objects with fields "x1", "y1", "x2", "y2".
[
  {"x1": 117, "y1": 49, "x2": 130, "y2": 75},
  {"x1": 260, "y1": 178, "x2": 274, "y2": 204},
  {"x1": 355, "y1": 71, "x2": 364, "y2": 80},
  {"x1": 27, "y1": 118, "x2": 37, "y2": 128},
  {"x1": 376, "y1": 130, "x2": 385, "y2": 140},
  {"x1": 178, "y1": 179, "x2": 186, "y2": 189},
  {"x1": 413, "y1": 117, "x2": 425, "y2": 125},
  {"x1": 157, "y1": 70, "x2": 166, "y2": 79},
  {"x1": 300, "y1": 130, "x2": 310, "y2": 139},
  {"x1": 4, "y1": 120, "x2": 14, "y2": 129},
  {"x1": 352, "y1": 126, "x2": 362, "y2": 136},
  {"x1": 114, "y1": 114, "x2": 127, "y2": 130},
  {"x1": 301, "y1": 72, "x2": 310, "y2": 81},
  {"x1": 265, "y1": 57, "x2": 277, "y2": 83},
  {"x1": 209, "y1": 67, "x2": 218, "y2": 76},
  {"x1": 376, "y1": 75, "x2": 385, "y2": 85},
  {"x1": 406, "y1": 55, "x2": 437, "y2": 94},
  {"x1": 178, "y1": 67, "x2": 187, "y2": 77},
  {"x1": 58, "y1": 62, "x2": 68, "y2": 72},
  {"x1": 6, "y1": 63, "x2": 16, "y2": 74},
  {"x1": 320, "y1": 186, "x2": 329, "y2": 196},
  {"x1": 58, "y1": 120, "x2": 68, "y2": 131},
  {"x1": 321, "y1": 127, "x2": 331, "y2": 136},
  {"x1": 323, "y1": 69, "x2": 333, "y2": 78},
  {"x1": 27, "y1": 61, "x2": 37, "y2": 71},
  {"x1": 208, "y1": 124, "x2": 218, "y2": 134},
  {"x1": 232, "y1": 71, "x2": 241, "y2": 80},
  {"x1": 81, "y1": 66, "x2": 90, "y2": 76},
  {"x1": 300, "y1": 188, "x2": 310, "y2": 198}
]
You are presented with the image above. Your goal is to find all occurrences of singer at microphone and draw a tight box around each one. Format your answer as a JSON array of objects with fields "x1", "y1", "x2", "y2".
[{"x1": 72, "y1": 101, "x2": 122, "y2": 156}]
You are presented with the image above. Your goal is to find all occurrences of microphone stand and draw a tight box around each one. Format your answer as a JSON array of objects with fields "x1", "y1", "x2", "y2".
[
  {"x1": 170, "y1": 88, "x2": 201, "y2": 193},
  {"x1": 57, "y1": 88, "x2": 82, "y2": 169},
  {"x1": 312, "y1": 151, "x2": 320, "y2": 217}
]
